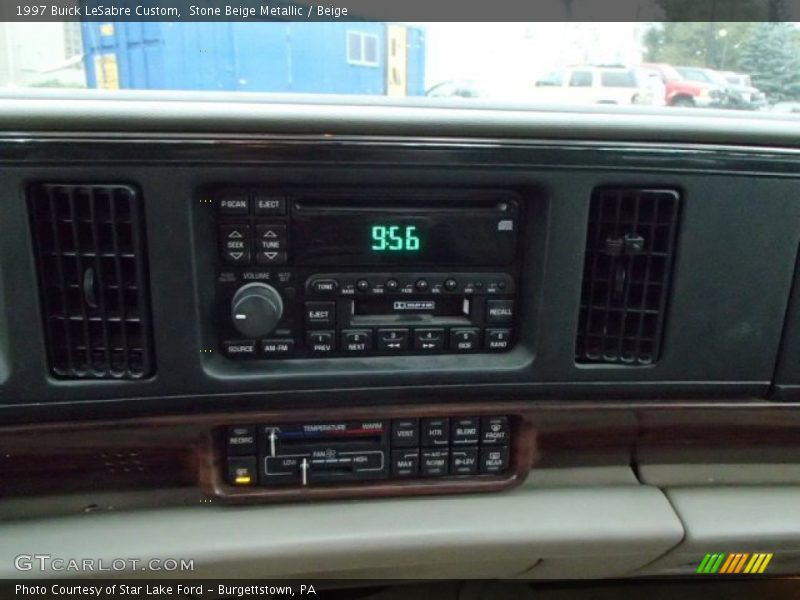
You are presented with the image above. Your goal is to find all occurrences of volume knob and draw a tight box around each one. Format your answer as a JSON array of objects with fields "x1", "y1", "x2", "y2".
[{"x1": 231, "y1": 283, "x2": 284, "y2": 338}]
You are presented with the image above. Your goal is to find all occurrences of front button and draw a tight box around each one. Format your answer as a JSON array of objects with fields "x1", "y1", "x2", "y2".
[
  {"x1": 261, "y1": 339, "x2": 295, "y2": 358},
  {"x1": 450, "y1": 447, "x2": 479, "y2": 475},
  {"x1": 392, "y1": 449, "x2": 420, "y2": 477},
  {"x1": 421, "y1": 417, "x2": 449, "y2": 447},
  {"x1": 304, "y1": 301, "x2": 335, "y2": 328},
  {"x1": 227, "y1": 456, "x2": 257, "y2": 486},
  {"x1": 481, "y1": 416, "x2": 510, "y2": 445},
  {"x1": 480, "y1": 446, "x2": 510, "y2": 474},
  {"x1": 391, "y1": 419, "x2": 419, "y2": 448},
  {"x1": 486, "y1": 328, "x2": 512, "y2": 351},
  {"x1": 222, "y1": 340, "x2": 257, "y2": 358},
  {"x1": 451, "y1": 416, "x2": 480, "y2": 445},
  {"x1": 414, "y1": 328, "x2": 445, "y2": 351},
  {"x1": 420, "y1": 449, "x2": 449, "y2": 476},
  {"x1": 377, "y1": 328, "x2": 409, "y2": 351},
  {"x1": 226, "y1": 425, "x2": 256, "y2": 456},
  {"x1": 450, "y1": 327, "x2": 480, "y2": 352},
  {"x1": 486, "y1": 299, "x2": 514, "y2": 324},
  {"x1": 342, "y1": 329, "x2": 373, "y2": 353},
  {"x1": 220, "y1": 224, "x2": 251, "y2": 265},
  {"x1": 306, "y1": 330, "x2": 335, "y2": 354}
]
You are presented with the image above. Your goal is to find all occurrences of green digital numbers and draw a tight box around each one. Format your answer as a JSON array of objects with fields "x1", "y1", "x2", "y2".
[{"x1": 371, "y1": 224, "x2": 421, "y2": 252}]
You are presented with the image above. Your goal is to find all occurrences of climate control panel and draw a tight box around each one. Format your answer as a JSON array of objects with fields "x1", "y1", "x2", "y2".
[{"x1": 224, "y1": 416, "x2": 511, "y2": 488}]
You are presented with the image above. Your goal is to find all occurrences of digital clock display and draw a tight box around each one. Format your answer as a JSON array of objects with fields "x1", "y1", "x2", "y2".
[
  {"x1": 290, "y1": 194, "x2": 519, "y2": 267},
  {"x1": 370, "y1": 224, "x2": 421, "y2": 253}
]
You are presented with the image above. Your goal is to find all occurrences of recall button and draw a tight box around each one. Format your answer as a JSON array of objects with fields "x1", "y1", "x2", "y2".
[{"x1": 486, "y1": 299, "x2": 514, "y2": 324}]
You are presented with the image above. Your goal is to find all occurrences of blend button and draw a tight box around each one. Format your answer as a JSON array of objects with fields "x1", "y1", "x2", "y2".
[{"x1": 451, "y1": 416, "x2": 480, "y2": 445}]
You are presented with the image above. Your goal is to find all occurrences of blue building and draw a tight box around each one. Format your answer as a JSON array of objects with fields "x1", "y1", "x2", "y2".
[{"x1": 81, "y1": 22, "x2": 425, "y2": 96}]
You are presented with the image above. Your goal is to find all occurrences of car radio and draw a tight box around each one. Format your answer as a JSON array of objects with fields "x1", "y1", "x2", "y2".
[{"x1": 211, "y1": 188, "x2": 522, "y2": 359}]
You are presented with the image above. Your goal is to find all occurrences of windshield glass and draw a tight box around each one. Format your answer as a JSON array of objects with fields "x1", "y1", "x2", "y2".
[{"x1": 0, "y1": 21, "x2": 797, "y2": 114}]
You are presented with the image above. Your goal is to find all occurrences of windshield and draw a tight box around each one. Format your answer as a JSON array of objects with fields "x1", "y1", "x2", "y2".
[{"x1": 0, "y1": 21, "x2": 797, "y2": 113}]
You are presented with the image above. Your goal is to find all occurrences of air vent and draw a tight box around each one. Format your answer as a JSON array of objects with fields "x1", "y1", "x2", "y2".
[
  {"x1": 576, "y1": 187, "x2": 680, "y2": 365},
  {"x1": 28, "y1": 184, "x2": 154, "y2": 379}
]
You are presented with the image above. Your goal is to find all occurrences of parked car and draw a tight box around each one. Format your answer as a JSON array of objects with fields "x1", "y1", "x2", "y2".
[
  {"x1": 533, "y1": 65, "x2": 654, "y2": 106},
  {"x1": 677, "y1": 66, "x2": 766, "y2": 110},
  {"x1": 640, "y1": 62, "x2": 724, "y2": 108}
]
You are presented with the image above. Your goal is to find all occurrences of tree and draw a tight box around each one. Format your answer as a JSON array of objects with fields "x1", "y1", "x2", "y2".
[
  {"x1": 643, "y1": 22, "x2": 755, "y2": 70},
  {"x1": 739, "y1": 23, "x2": 800, "y2": 102}
]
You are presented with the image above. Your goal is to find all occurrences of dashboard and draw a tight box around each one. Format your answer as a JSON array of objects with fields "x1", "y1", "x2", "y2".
[{"x1": 3, "y1": 96, "x2": 800, "y2": 581}]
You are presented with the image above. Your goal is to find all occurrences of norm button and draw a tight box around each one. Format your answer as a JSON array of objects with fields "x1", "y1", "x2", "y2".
[
  {"x1": 254, "y1": 194, "x2": 286, "y2": 216},
  {"x1": 304, "y1": 301, "x2": 335, "y2": 328}
]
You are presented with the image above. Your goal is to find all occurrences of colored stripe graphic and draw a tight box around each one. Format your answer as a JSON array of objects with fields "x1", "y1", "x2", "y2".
[{"x1": 700, "y1": 553, "x2": 773, "y2": 574}]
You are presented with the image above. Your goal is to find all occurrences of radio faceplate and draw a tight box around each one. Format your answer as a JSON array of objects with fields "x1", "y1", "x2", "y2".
[{"x1": 211, "y1": 188, "x2": 523, "y2": 360}]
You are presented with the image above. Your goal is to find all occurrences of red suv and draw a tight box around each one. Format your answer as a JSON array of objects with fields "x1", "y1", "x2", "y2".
[{"x1": 640, "y1": 63, "x2": 724, "y2": 107}]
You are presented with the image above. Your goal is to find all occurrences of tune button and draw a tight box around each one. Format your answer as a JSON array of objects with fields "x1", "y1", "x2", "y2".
[
  {"x1": 356, "y1": 279, "x2": 370, "y2": 292},
  {"x1": 415, "y1": 279, "x2": 429, "y2": 292}
]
